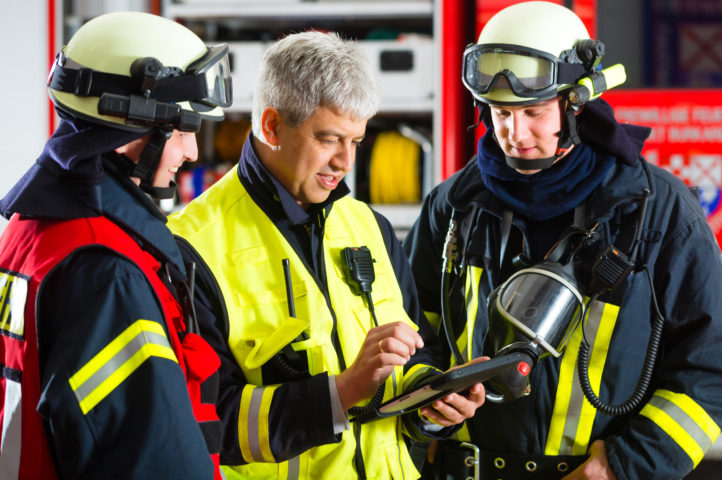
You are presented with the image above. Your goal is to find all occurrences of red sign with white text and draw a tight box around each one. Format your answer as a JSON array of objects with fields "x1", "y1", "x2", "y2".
[{"x1": 604, "y1": 89, "x2": 722, "y2": 248}]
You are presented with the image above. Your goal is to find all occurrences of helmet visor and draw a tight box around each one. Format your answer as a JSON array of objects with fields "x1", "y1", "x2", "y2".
[
  {"x1": 186, "y1": 44, "x2": 233, "y2": 108},
  {"x1": 462, "y1": 44, "x2": 559, "y2": 100}
]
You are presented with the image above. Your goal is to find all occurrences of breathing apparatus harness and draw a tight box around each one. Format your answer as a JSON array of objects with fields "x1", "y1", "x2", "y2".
[
  {"x1": 49, "y1": 45, "x2": 231, "y2": 199},
  {"x1": 465, "y1": 39, "x2": 626, "y2": 172},
  {"x1": 440, "y1": 187, "x2": 665, "y2": 416}
]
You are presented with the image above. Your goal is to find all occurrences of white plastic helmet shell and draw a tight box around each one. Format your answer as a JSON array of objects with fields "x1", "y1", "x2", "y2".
[
  {"x1": 476, "y1": 1, "x2": 590, "y2": 105},
  {"x1": 49, "y1": 11, "x2": 224, "y2": 130}
]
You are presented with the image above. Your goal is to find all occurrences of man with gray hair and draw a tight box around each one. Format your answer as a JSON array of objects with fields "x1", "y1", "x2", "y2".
[{"x1": 168, "y1": 31, "x2": 485, "y2": 479}]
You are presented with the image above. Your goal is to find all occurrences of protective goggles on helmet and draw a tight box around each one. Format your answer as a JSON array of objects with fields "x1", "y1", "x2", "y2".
[
  {"x1": 462, "y1": 43, "x2": 587, "y2": 103},
  {"x1": 185, "y1": 44, "x2": 233, "y2": 109},
  {"x1": 48, "y1": 44, "x2": 232, "y2": 109}
]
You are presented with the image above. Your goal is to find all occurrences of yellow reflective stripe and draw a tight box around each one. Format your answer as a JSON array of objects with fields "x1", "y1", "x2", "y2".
[
  {"x1": 239, "y1": 384, "x2": 279, "y2": 463},
  {"x1": 0, "y1": 270, "x2": 28, "y2": 338},
  {"x1": 546, "y1": 312, "x2": 582, "y2": 455},
  {"x1": 547, "y1": 347, "x2": 576, "y2": 450},
  {"x1": 238, "y1": 387, "x2": 254, "y2": 463},
  {"x1": 655, "y1": 390, "x2": 721, "y2": 442},
  {"x1": 572, "y1": 302, "x2": 617, "y2": 455},
  {"x1": 461, "y1": 265, "x2": 483, "y2": 362},
  {"x1": 546, "y1": 301, "x2": 619, "y2": 456},
  {"x1": 641, "y1": 389, "x2": 721, "y2": 467},
  {"x1": 68, "y1": 319, "x2": 177, "y2": 414},
  {"x1": 641, "y1": 403, "x2": 704, "y2": 466}
]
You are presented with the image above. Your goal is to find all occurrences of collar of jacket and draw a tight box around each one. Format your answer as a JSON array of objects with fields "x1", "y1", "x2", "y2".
[
  {"x1": 235, "y1": 135, "x2": 351, "y2": 226},
  {"x1": 100, "y1": 156, "x2": 187, "y2": 276},
  {"x1": 445, "y1": 147, "x2": 654, "y2": 227}
]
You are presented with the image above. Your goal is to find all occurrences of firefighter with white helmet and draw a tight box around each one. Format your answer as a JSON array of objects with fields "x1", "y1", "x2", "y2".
[
  {"x1": 404, "y1": 2, "x2": 722, "y2": 479},
  {"x1": 0, "y1": 11, "x2": 232, "y2": 479}
]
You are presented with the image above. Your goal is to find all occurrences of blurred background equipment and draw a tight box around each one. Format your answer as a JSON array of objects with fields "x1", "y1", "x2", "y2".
[{"x1": 6, "y1": 0, "x2": 722, "y2": 253}]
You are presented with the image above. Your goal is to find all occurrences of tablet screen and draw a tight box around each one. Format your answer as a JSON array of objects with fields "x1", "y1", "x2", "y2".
[{"x1": 353, "y1": 352, "x2": 527, "y2": 423}]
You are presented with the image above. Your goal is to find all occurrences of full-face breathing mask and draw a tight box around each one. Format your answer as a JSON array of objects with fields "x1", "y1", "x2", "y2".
[{"x1": 484, "y1": 260, "x2": 584, "y2": 402}]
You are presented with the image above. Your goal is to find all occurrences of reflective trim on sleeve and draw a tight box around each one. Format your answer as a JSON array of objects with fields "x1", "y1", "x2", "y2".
[
  {"x1": 238, "y1": 384, "x2": 278, "y2": 464},
  {"x1": 546, "y1": 300, "x2": 619, "y2": 456},
  {"x1": 286, "y1": 455, "x2": 301, "y2": 480},
  {"x1": 68, "y1": 319, "x2": 177, "y2": 414},
  {"x1": 640, "y1": 389, "x2": 721, "y2": 467}
]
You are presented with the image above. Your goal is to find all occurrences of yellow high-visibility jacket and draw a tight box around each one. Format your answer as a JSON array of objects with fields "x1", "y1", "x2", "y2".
[{"x1": 169, "y1": 163, "x2": 436, "y2": 480}]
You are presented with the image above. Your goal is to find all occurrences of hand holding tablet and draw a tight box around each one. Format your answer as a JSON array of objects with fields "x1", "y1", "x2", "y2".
[{"x1": 353, "y1": 352, "x2": 528, "y2": 424}]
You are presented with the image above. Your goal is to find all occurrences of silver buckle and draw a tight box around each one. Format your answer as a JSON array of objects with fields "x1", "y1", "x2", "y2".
[{"x1": 459, "y1": 442, "x2": 480, "y2": 480}]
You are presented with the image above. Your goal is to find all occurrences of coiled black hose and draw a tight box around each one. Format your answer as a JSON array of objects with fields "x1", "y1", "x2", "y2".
[{"x1": 577, "y1": 266, "x2": 664, "y2": 415}]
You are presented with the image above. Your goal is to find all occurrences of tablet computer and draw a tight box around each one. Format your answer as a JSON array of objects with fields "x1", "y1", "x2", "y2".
[{"x1": 353, "y1": 352, "x2": 526, "y2": 424}]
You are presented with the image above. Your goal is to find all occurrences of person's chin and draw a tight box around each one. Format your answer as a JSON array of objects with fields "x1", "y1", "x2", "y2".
[{"x1": 308, "y1": 190, "x2": 332, "y2": 205}]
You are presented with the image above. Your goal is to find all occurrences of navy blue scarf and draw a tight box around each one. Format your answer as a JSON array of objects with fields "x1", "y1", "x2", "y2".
[{"x1": 476, "y1": 131, "x2": 614, "y2": 221}]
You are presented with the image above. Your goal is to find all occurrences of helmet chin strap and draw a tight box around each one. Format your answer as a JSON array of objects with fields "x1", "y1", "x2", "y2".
[
  {"x1": 495, "y1": 101, "x2": 582, "y2": 171},
  {"x1": 131, "y1": 130, "x2": 177, "y2": 200}
]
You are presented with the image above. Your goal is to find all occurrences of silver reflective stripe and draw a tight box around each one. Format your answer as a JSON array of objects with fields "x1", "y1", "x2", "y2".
[
  {"x1": 648, "y1": 395, "x2": 714, "y2": 452},
  {"x1": 247, "y1": 387, "x2": 265, "y2": 461},
  {"x1": 558, "y1": 301, "x2": 603, "y2": 455},
  {"x1": 72, "y1": 330, "x2": 170, "y2": 406},
  {"x1": 395, "y1": 436, "x2": 407, "y2": 480},
  {"x1": 287, "y1": 456, "x2": 300, "y2": 480},
  {"x1": 0, "y1": 377, "x2": 22, "y2": 480}
]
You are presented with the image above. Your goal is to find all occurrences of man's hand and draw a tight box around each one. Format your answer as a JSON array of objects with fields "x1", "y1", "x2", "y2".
[
  {"x1": 562, "y1": 440, "x2": 617, "y2": 480},
  {"x1": 418, "y1": 357, "x2": 488, "y2": 427},
  {"x1": 336, "y1": 321, "x2": 423, "y2": 411}
]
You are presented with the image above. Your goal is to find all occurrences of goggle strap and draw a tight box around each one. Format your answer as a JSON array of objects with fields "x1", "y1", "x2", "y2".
[
  {"x1": 50, "y1": 63, "x2": 208, "y2": 103},
  {"x1": 155, "y1": 75, "x2": 208, "y2": 103},
  {"x1": 49, "y1": 64, "x2": 135, "y2": 97}
]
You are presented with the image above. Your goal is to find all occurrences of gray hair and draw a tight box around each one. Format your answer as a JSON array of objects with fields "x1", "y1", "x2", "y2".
[{"x1": 251, "y1": 31, "x2": 380, "y2": 140}]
